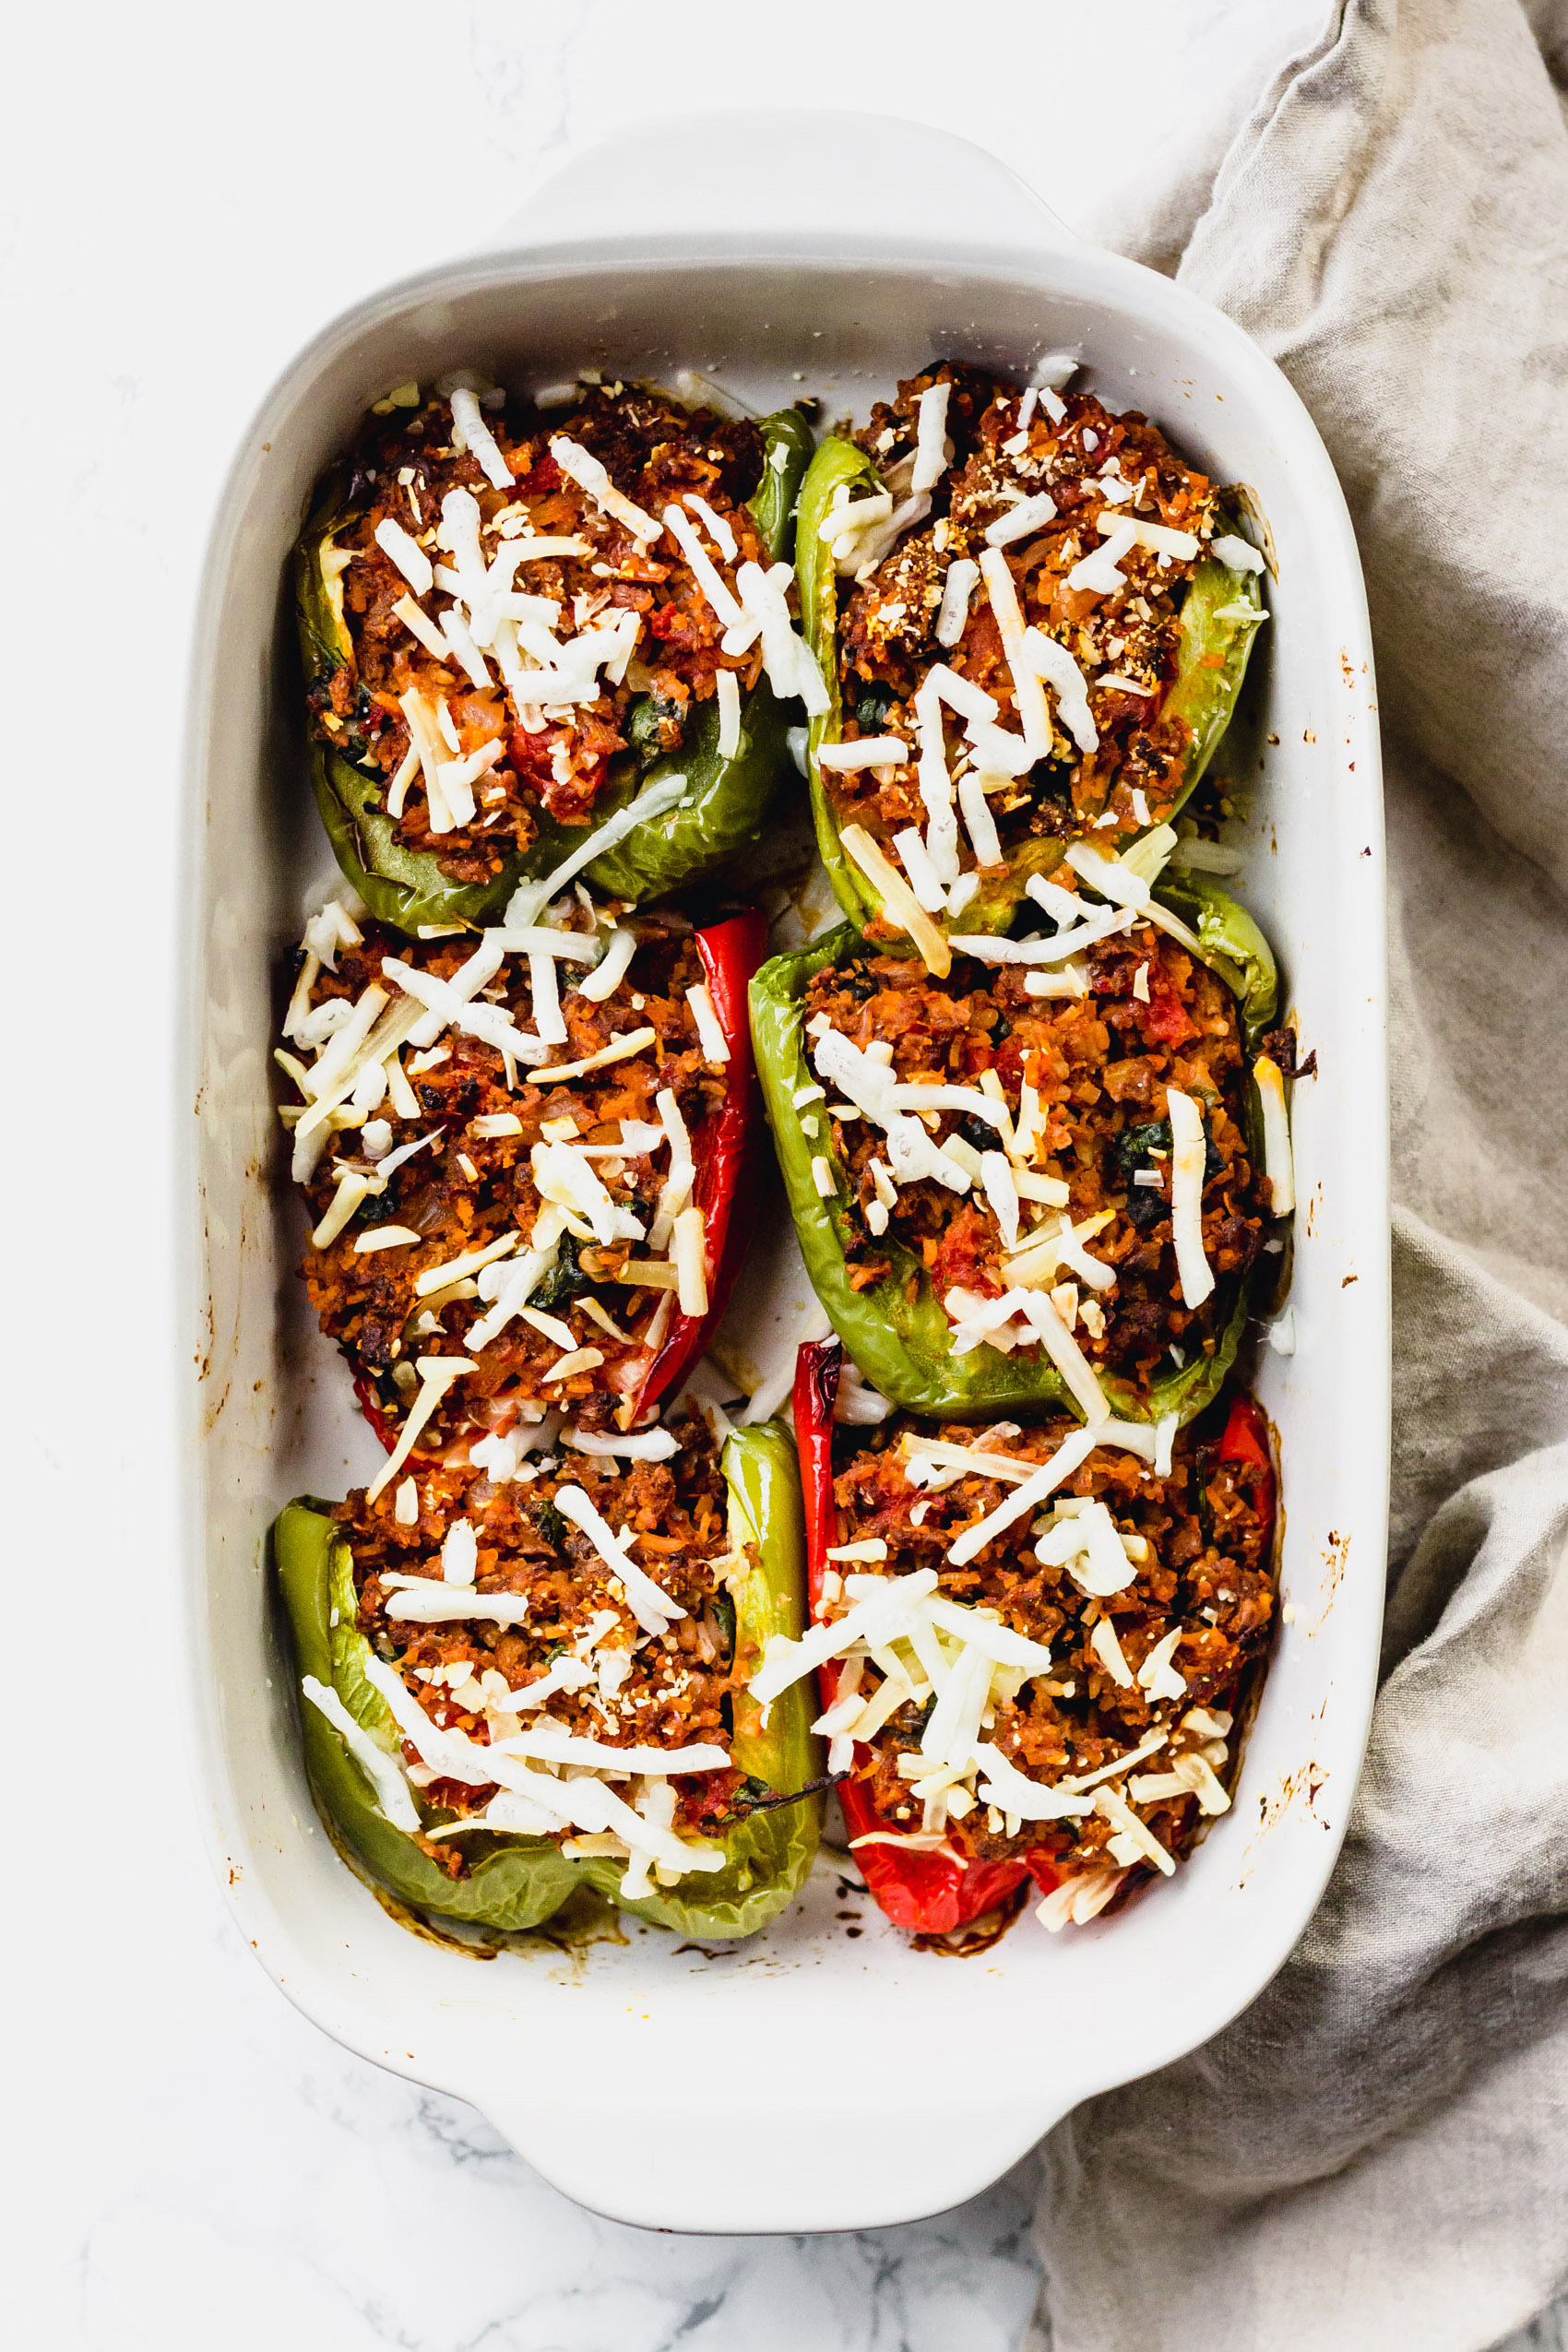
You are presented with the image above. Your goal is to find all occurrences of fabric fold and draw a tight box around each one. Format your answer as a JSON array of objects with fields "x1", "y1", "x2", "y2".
[{"x1": 1031, "y1": 3, "x2": 1568, "y2": 2346}]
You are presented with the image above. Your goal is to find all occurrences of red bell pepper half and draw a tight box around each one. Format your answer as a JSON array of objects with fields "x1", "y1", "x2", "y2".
[
  {"x1": 792, "y1": 1335, "x2": 1048, "y2": 1937},
  {"x1": 1215, "y1": 1389, "x2": 1276, "y2": 1523},
  {"x1": 634, "y1": 908, "x2": 767, "y2": 1417},
  {"x1": 354, "y1": 909, "x2": 767, "y2": 1457},
  {"x1": 791, "y1": 1346, "x2": 1280, "y2": 1939}
]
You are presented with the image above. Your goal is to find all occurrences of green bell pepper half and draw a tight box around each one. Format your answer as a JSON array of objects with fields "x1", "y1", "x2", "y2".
[
  {"x1": 296, "y1": 406, "x2": 814, "y2": 935},
  {"x1": 749, "y1": 895, "x2": 1276, "y2": 1428},
  {"x1": 794, "y1": 434, "x2": 1265, "y2": 944},
  {"x1": 272, "y1": 1420, "x2": 820, "y2": 1940}
]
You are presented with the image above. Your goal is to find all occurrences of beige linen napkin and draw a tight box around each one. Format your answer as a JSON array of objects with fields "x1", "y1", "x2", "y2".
[{"x1": 1029, "y1": 3, "x2": 1568, "y2": 2346}]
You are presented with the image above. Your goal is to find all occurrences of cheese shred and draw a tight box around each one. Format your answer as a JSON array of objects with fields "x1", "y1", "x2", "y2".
[
  {"x1": 1253, "y1": 1055, "x2": 1295, "y2": 1216},
  {"x1": 841, "y1": 825, "x2": 952, "y2": 977},
  {"x1": 1167, "y1": 1088, "x2": 1216, "y2": 1307}
]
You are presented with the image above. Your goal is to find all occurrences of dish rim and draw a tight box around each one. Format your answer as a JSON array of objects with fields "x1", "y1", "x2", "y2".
[{"x1": 177, "y1": 113, "x2": 1391, "y2": 2234}]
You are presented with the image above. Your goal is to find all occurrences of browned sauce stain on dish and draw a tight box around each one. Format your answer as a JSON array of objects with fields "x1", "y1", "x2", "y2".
[
  {"x1": 1229, "y1": 484, "x2": 1277, "y2": 576},
  {"x1": 201, "y1": 1368, "x2": 232, "y2": 1433},
  {"x1": 1234, "y1": 1758, "x2": 1333, "y2": 1886},
  {"x1": 1295, "y1": 1526, "x2": 1351, "y2": 1640},
  {"x1": 913, "y1": 1881, "x2": 1032, "y2": 1957},
  {"x1": 199, "y1": 1191, "x2": 255, "y2": 1434},
  {"x1": 1258, "y1": 1762, "x2": 1332, "y2": 1837},
  {"x1": 536, "y1": 1884, "x2": 630, "y2": 1954},
  {"x1": 1319, "y1": 1528, "x2": 1350, "y2": 1616},
  {"x1": 196, "y1": 1185, "x2": 217, "y2": 1382}
]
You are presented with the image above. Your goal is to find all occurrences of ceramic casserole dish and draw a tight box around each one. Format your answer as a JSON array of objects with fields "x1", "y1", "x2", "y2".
[{"x1": 179, "y1": 110, "x2": 1389, "y2": 2233}]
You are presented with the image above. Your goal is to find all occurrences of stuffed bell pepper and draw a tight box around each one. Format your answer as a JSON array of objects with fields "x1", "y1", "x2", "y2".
[
  {"x1": 298, "y1": 376, "x2": 817, "y2": 932},
  {"x1": 276, "y1": 890, "x2": 765, "y2": 1472},
  {"x1": 761, "y1": 1338, "x2": 1275, "y2": 1938},
  {"x1": 276, "y1": 1412, "x2": 819, "y2": 1936},
  {"x1": 795, "y1": 360, "x2": 1266, "y2": 951},
  {"x1": 750, "y1": 828, "x2": 1294, "y2": 1427}
]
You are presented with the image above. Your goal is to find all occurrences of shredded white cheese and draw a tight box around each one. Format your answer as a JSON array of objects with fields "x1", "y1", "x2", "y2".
[
  {"x1": 352, "y1": 1226, "x2": 422, "y2": 1254},
  {"x1": 934, "y1": 556, "x2": 980, "y2": 649},
  {"x1": 450, "y1": 386, "x2": 516, "y2": 489},
  {"x1": 910, "y1": 381, "x2": 953, "y2": 495},
  {"x1": 1068, "y1": 519, "x2": 1139, "y2": 598},
  {"x1": 1166, "y1": 1088, "x2": 1216, "y2": 1307},
  {"x1": 686, "y1": 982, "x2": 730, "y2": 1064},
  {"x1": 550, "y1": 434, "x2": 660, "y2": 541},
  {"x1": 979, "y1": 550, "x2": 1051, "y2": 754},
  {"x1": 552, "y1": 1484, "x2": 685, "y2": 1633},
  {"x1": 984, "y1": 491, "x2": 1058, "y2": 550},
  {"x1": 374, "y1": 517, "x2": 434, "y2": 598},
  {"x1": 817, "y1": 489, "x2": 893, "y2": 545},
  {"x1": 1097, "y1": 513, "x2": 1200, "y2": 563},
  {"x1": 1210, "y1": 531, "x2": 1265, "y2": 575},
  {"x1": 1253, "y1": 1055, "x2": 1295, "y2": 1216},
  {"x1": 956, "y1": 769, "x2": 1003, "y2": 868},
  {"x1": 944, "y1": 1428, "x2": 1101, "y2": 1564},
  {"x1": 1024, "y1": 627, "x2": 1098, "y2": 754},
  {"x1": 529, "y1": 1027, "x2": 658, "y2": 1085},
  {"x1": 302, "y1": 1676, "x2": 421, "y2": 1830},
  {"x1": 366, "y1": 1357, "x2": 477, "y2": 1504},
  {"x1": 563, "y1": 1426, "x2": 680, "y2": 1461},
  {"x1": 671, "y1": 1205, "x2": 709, "y2": 1316},
  {"x1": 683, "y1": 491, "x2": 737, "y2": 561},
  {"x1": 817, "y1": 737, "x2": 909, "y2": 772},
  {"x1": 841, "y1": 826, "x2": 952, "y2": 978},
  {"x1": 715, "y1": 666, "x2": 741, "y2": 757},
  {"x1": 438, "y1": 606, "x2": 493, "y2": 690},
  {"x1": 661, "y1": 501, "x2": 743, "y2": 627},
  {"x1": 892, "y1": 826, "x2": 949, "y2": 914}
]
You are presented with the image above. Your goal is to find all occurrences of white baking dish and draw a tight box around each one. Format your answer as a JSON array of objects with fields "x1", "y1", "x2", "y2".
[{"x1": 180, "y1": 111, "x2": 1389, "y2": 2234}]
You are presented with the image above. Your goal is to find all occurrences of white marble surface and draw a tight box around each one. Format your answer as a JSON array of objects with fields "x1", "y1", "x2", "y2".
[{"x1": 12, "y1": 2, "x2": 1561, "y2": 2344}]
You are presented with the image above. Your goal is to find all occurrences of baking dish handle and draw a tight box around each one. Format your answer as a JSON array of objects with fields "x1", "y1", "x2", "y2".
[{"x1": 493, "y1": 109, "x2": 1080, "y2": 259}]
